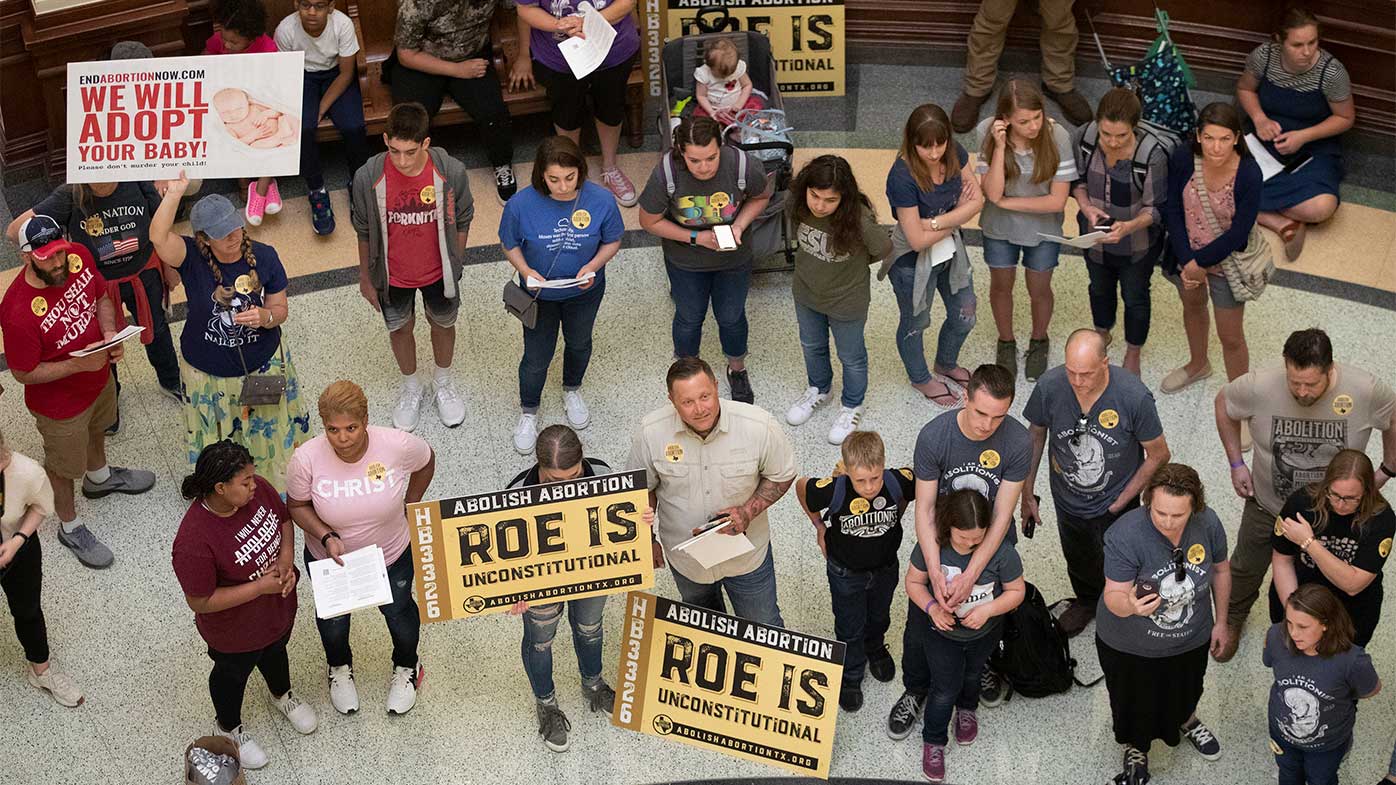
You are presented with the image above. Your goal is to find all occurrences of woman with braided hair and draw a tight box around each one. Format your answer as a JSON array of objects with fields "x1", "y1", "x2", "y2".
[
  {"x1": 172, "y1": 439, "x2": 317, "y2": 771},
  {"x1": 149, "y1": 173, "x2": 310, "y2": 491}
]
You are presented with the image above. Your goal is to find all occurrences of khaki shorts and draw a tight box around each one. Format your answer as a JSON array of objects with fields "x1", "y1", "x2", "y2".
[{"x1": 34, "y1": 374, "x2": 117, "y2": 480}]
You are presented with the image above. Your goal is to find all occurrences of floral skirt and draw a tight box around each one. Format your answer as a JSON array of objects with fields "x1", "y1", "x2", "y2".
[{"x1": 182, "y1": 348, "x2": 311, "y2": 492}]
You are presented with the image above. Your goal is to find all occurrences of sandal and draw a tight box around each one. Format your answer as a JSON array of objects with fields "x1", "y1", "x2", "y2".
[
  {"x1": 1276, "y1": 219, "x2": 1300, "y2": 244},
  {"x1": 1283, "y1": 222, "x2": 1308, "y2": 262},
  {"x1": 912, "y1": 378, "x2": 964, "y2": 407},
  {"x1": 941, "y1": 366, "x2": 972, "y2": 388}
]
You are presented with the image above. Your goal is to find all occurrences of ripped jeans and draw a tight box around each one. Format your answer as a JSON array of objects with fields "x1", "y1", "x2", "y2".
[
  {"x1": 888, "y1": 255, "x2": 977, "y2": 385},
  {"x1": 306, "y1": 547, "x2": 420, "y2": 670},
  {"x1": 521, "y1": 595, "x2": 607, "y2": 701}
]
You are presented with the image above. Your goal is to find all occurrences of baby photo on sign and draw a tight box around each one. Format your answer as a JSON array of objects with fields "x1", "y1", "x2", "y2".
[{"x1": 213, "y1": 88, "x2": 298, "y2": 150}]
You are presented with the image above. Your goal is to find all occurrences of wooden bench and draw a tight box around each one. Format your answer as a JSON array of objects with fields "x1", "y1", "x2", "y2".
[{"x1": 314, "y1": 0, "x2": 644, "y2": 147}]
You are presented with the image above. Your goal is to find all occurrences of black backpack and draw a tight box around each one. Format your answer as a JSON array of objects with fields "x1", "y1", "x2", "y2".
[
  {"x1": 820, "y1": 470, "x2": 907, "y2": 525},
  {"x1": 989, "y1": 583, "x2": 1102, "y2": 699}
]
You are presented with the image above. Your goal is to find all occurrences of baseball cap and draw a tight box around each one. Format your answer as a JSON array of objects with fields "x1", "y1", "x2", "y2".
[
  {"x1": 17, "y1": 215, "x2": 65, "y2": 256},
  {"x1": 189, "y1": 194, "x2": 244, "y2": 240}
]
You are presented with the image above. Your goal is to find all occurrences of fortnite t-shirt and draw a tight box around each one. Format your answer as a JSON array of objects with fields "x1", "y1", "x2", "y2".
[
  {"x1": 1272, "y1": 488, "x2": 1395, "y2": 634},
  {"x1": 637, "y1": 146, "x2": 769, "y2": 272},
  {"x1": 1224, "y1": 364, "x2": 1396, "y2": 513},
  {"x1": 803, "y1": 468, "x2": 916, "y2": 570},
  {"x1": 1095, "y1": 506, "x2": 1229, "y2": 658},
  {"x1": 385, "y1": 160, "x2": 444, "y2": 288},
  {"x1": 1023, "y1": 365, "x2": 1164, "y2": 517},
  {"x1": 34, "y1": 182, "x2": 161, "y2": 280},
  {"x1": 911, "y1": 535, "x2": 1023, "y2": 642},
  {"x1": 1264, "y1": 623, "x2": 1378, "y2": 752},
  {"x1": 913, "y1": 409, "x2": 1030, "y2": 544}
]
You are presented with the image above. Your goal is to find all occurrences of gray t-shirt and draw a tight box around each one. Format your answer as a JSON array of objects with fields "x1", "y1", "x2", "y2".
[
  {"x1": 1095, "y1": 506, "x2": 1229, "y2": 658},
  {"x1": 911, "y1": 537, "x2": 1023, "y2": 641},
  {"x1": 975, "y1": 116, "x2": 1077, "y2": 247},
  {"x1": 1023, "y1": 365, "x2": 1164, "y2": 517},
  {"x1": 637, "y1": 146, "x2": 770, "y2": 272},
  {"x1": 1264, "y1": 623, "x2": 1378, "y2": 752},
  {"x1": 913, "y1": 409, "x2": 1030, "y2": 545}
]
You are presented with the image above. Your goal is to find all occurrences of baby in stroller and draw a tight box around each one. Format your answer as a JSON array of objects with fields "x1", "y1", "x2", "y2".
[{"x1": 693, "y1": 39, "x2": 767, "y2": 124}]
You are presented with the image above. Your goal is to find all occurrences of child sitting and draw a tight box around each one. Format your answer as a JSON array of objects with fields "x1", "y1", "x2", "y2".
[
  {"x1": 693, "y1": 38, "x2": 765, "y2": 125},
  {"x1": 204, "y1": 0, "x2": 281, "y2": 227},
  {"x1": 274, "y1": 0, "x2": 371, "y2": 236},
  {"x1": 795, "y1": 431, "x2": 916, "y2": 713}
]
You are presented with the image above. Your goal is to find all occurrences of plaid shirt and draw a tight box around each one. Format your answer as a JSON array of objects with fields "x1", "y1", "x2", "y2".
[{"x1": 1075, "y1": 139, "x2": 1168, "y2": 266}]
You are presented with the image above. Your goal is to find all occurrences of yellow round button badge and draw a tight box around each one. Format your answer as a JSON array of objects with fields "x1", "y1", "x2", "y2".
[
  {"x1": 1098, "y1": 409, "x2": 1119, "y2": 429},
  {"x1": 664, "y1": 443, "x2": 683, "y2": 463},
  {"x1": 571, "y1": 209, "x2": 591, "y2": 229},
  {"x1": 1332, "y1": 394, "x2": 1353, "y2": 416},
  {"x1": 367, "y1": 462, "x2": 387, "y2": 482},
  {"x1": 67, "y1": 253, "x2": 83, "y2": 274},
  {"x1": 30, "y1": 297, "x2": 47, "y2": 317},
  {"x1": 419, "y1": 185, "x2": 436, "y2": 205},
  {"x1": 979, "y1": 450, "x2": 1000, "y2": 469},
  {"x1": 850, "y1": 497, "x2": 870, "y2": 516},
  {"x1": 234, "y1": 274, "x2": 254, "y2": 295},
  {"x1": 1187, "y1": 543, "x2": 1206, "y2": 565}
]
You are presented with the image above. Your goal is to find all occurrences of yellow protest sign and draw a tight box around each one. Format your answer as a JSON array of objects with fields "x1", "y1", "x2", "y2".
[
  {"x1": 666, "y1": 0, "x2": 846, "y2": 96},
  {"x1": 613, "y1": 592, "x2": 844, "y2": 778},
  {"x1": 408, "y1": 471, "x2": 653, "y2": 622}
]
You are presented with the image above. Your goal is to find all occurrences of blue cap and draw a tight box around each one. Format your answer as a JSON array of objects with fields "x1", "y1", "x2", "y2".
[
  {"x1": 189, "y1": 194, "x2": 243, "y2": 240},
  {"x1": 18, "y1": 215, "x2": 64, "y2": 255}
]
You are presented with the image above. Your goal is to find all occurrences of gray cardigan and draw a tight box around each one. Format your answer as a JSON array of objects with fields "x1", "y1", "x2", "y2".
[{"x1": 349, "y1": 147, "x2": 475, "y2": 299}]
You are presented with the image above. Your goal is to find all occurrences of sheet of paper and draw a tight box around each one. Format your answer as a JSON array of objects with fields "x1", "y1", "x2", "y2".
[
  {"x1": 1037, "y1": 230, "x2": 1110, "y2": 249},
  {"x1": 309, "y1": 545, "x2": 393, "y2": 619},
  {"x1": 929, "y1": 234, "x2": 955, "y2": 266},
  {"x1": 558, "y1": 2, "x2": 617, "y2": 80},
  {"x1": 672, "y1": 522, "x2": 757, "y2": 569},
  {"x1": 1245, "y1": 133, "x2": 1285, "y2": 181},
  {"x1": 526, "y1": 271, "x2": 596, "y2": 289},
  {"x1": 70, "y1": 325, "x2": 144, "y2": 357}
]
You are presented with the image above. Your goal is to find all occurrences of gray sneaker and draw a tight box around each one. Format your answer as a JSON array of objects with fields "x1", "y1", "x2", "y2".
[
  {"x1": 582, "y1": 680, "x2": 616, "y2": 716},
  {"x1": 536, "y1": 701, "x2": 571, "y2": 752},
  {"x1": 56, "y1": 525, "x2": 114, "y2": 569},
  {"x1": 81, "y1": 466, "x2": 156, "y2": 499}
]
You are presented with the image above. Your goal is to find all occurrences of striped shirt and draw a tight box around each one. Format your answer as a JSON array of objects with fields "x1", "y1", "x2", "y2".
[{"x1": 1245, "y1": 42, "x2": 1351, "y2": 102}]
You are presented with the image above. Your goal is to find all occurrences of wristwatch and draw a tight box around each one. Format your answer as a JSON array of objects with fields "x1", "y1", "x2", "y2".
[
  {"x1": 930, "y1": 216, "x2": 942, "y2": 232},
  {"x1": 688, "y1": 230, "x2": 698, "y2": 247}
]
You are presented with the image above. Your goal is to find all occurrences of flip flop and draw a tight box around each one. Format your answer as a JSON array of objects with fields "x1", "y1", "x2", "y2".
[
  {"x1": 1277, "y1": 219, "x2": 1300, "y2": 244},
  {"x1": 942, "y1": 366, "x2": 972, "y2": 388},
  {"x1": 914, "y1": 377, "x2": 964, "y2": 407},
  {"x1": 1283, "y1": 222, "x2": 1308, "y2": 262}
]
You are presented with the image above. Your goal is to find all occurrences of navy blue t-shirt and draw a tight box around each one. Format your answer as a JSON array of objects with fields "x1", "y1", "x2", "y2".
[
  {"x1": 499, "y1": 181, "x2": 623, "y2": 301},
  {"x1": 885, "y1": 142, "x2": 969, "y2": 267},
  {"x1": 177, "y1": 236, "x2": 288, "y2": 377}
]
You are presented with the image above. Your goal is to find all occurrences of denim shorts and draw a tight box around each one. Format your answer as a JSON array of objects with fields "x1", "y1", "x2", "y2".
[
  {"x1": 1165, "y1": 269, "x2": 1242, "y2": 310},
  {"x1": 982, "y1": 236, "x2": 1060, "y2": 272}
]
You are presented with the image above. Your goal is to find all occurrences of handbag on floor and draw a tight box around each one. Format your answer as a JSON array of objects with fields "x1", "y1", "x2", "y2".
[{"x1": 1191, "y1": 156, "x2": 1274, "y2": 302}]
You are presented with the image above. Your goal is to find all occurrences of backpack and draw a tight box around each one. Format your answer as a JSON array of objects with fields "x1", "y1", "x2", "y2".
[
  {"x1": 989, "y1": 583, "x2": 1102, "y2": 700},
  {"x1": 820, "y1": 471, "x2": 906, "y2": 525},
  {"x1": 1077, "y1": 118, "x2": 1180, "y2": 195}
]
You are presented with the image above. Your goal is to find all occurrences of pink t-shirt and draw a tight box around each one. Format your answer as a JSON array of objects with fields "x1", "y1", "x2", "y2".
[
  {"x1": 205, "y1": 32, "x2": 278, "y2": 55},
  {"x1": 287, "y1": 425, "x2": 432, "y2": 564}
]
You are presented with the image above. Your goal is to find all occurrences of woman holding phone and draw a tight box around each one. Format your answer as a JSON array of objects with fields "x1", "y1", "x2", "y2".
[{"x1": 1096, "y1": 463, "x2": 1231, "y2": 785}]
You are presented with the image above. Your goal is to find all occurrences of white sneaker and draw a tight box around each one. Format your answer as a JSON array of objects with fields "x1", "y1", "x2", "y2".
[
  {"x1": 217, "y1": 723, "x2": 268, "y2": 770},
  {"x1": 26, "y1": 665, "x2": 84, "y2": 707},
  {"x1": 562, "y1": 389, "x2": 590, "y2": 429},
  {"x1": 271, "y1": 690, "x2": 317, "y2": 734},
  {"x1": 513, "y1": 413, "x2": 539, "y2": 454},
  {"x1": 387, "y1": 662, "x2": 423, "y2": 715},
  {"x1": 785, "y1": 386, "x2": 829, "y2": 426},
  {"x1": 434, "y1": 378, "x2": 466, "y2": 427},
  {"x1": 393, "y1": 380, "x2": 425, "y2": 432},
  {"x1": 328, "y1": 665, "x2": 359, "y2": 715},
  {"x1": 828, "y1": 406, "x2": 864, "y2": 445}
]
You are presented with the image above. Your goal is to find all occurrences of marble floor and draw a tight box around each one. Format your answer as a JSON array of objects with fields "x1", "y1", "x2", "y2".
[{"x1": 1, "y1": 232, "x2": 1394, "y2": 784}]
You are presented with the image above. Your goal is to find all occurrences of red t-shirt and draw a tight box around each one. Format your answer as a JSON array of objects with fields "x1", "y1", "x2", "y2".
[
  {"x1": 172, "y1": 477, "x2": 298, "y2": 653},
  {"x1": 0, "y1": 245, "x2": 111, "y2": 419},
  {"x1": 385, "y1": 159, "x2": 444, "y2": 288}
]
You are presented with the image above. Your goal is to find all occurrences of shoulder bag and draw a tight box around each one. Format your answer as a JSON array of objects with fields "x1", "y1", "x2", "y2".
[
  {"x1": 236, "y1": 338, "x2": 287, "y2": 407},
  {"x1": 1191, "y1": 156, "x2": 1274, "y2": 302},
  {"x1": 502, "y1": 191, "x2": 583, "y2": 329}
]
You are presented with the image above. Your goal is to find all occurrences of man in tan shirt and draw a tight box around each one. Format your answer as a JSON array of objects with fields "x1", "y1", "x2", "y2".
[{"x1": 628, "y1": 357, "x2": 796, "y2": 626}]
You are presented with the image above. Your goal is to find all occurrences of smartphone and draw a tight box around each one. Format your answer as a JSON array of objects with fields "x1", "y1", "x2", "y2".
[
  {"x1": 1135, "y1": 579, "x2": 1159, "y2": 600},
  {"x1": 713, "y1": 224, "x2": 737, "y2": 251},
  {"x1": 696, "y1": 513, "x2": 730, "y2": 534},
  {"x1": 1022, "y1": 494, "x2": 1041, "y2": 539}
]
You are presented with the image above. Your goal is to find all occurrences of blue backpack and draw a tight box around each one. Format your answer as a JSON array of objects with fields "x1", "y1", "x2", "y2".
[{"x1": 821, "y1": 470, "x2": 907, "y2": 525}]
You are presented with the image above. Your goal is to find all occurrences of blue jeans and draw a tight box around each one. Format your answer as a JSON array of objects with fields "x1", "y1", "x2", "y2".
[
  {"x1": 982, "y1": 236, "x2": 1061, "y2": 271},
  {"x1": 665, "y1": 262, "x2": 750, "y2": 359},
  {"x1": 794, "y1": 302, "x2": 868, "y2": 408},
  {"x1": 519, "y1": 281, "x2": 604, "y2": 411},
  {"x1": 669, "y1": 546, "x2": 783, "y2": 627},
  {"x1": 306, "y1": 547, "x2": 420, "y2": 669},
  {"x1": 888, "y1": 257, "x2": 977, "y2": 385},
  {"x1": 1274, "y1": 735, "x2": 1350, "y2": 785},
  {"x1": 300, "y1": 68, "x2": 370, "y2": 191},
  {"x1": 826, "y1": 559, "x2": 897, "y2": 685},
  {"x1": 922, "y1": 627, "x2": 1000, "y2": 745},
  {"x1": 521, "y1": 595, "x2": 607, "y2": 701}
]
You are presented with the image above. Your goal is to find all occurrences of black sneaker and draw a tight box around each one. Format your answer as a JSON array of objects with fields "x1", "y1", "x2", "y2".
[
  {"x1": 978, "y1": 667, "x2": 1009, "y2": 708},
  {"x1": 1181, "y1": 718, "x2": 1221, "y2": 761},
  {"x1": 867, "y1": 645, "x2": 896, "y2": 682},
  {"x1": 1025, "y1": 337, "x2": 1050, "y2": 381},
  {"x1": 1114, "y1": 745, "x2": 1150, "y2": 785},
  {"x1": 309, "y1": 188, "x2": 336, "y2": 235},
  {"x1": 727, "y1": 366, "x2": 754, "y2": 404},
  {"x1": 886, "y1": 690, "x2": 925, "y2": 740},
  {"x1": 838, "y1": 683, "x2": 863, "y2": 712},
  {"x1": 494, "y1": 165, "x2": 518, "y2": 205}
]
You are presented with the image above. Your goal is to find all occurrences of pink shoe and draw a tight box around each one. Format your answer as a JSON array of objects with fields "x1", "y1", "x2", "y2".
[
  {"x1": 601, "y1": 166, "x2": 637, "y2": 207},
  {"x1": 954, "y1": 707, "x2": 978, "y2": 745},
  {"x1": 922, "y1": 743, "x2": 946, "y2": 782},
  {"x1": 264, "y1": 180, "x2": 282, "y2": 215},
  {"x1": 245, "y1": 182, "x2": 266, "y2": 226}
]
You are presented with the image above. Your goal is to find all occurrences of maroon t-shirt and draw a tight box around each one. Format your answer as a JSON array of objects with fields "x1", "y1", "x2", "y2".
[
  {"x1": 172, "y1": 476, "x2": 297, "y2": 653},
  {"x1": 385, "y1": 159, "x2": 443, "y2": 288}
]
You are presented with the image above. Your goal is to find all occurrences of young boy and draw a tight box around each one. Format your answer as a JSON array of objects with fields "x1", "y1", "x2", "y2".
[
  {"x1": 349, "y1": 102, "x2": 473, "y2": 432},
  {"x1": 796, "y1": 430, "x2": 915, "y2": 711},
  {"x1": 275, "y1": 0, "x2": 371, "y2": 235}
]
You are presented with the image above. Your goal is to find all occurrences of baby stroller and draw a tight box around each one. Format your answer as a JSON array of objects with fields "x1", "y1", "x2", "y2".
[{"x1": 658, "y1": 10, "x2": 795, "y2": 269}]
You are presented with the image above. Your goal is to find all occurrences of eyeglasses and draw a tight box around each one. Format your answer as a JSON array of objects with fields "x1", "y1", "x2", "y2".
[
  {"x1": 297, "y1": 0, "x2": 331, "y2": 10},
  {"x1": 1326, "y1": 489, "x2": 1362, "y2": 506},
  {"x1": 1170, "y1": 547, "x2": 1186, "y2": 583},
  {"x1": 1069, "y1": 413, "x2": 1089, "y2": 447}
]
